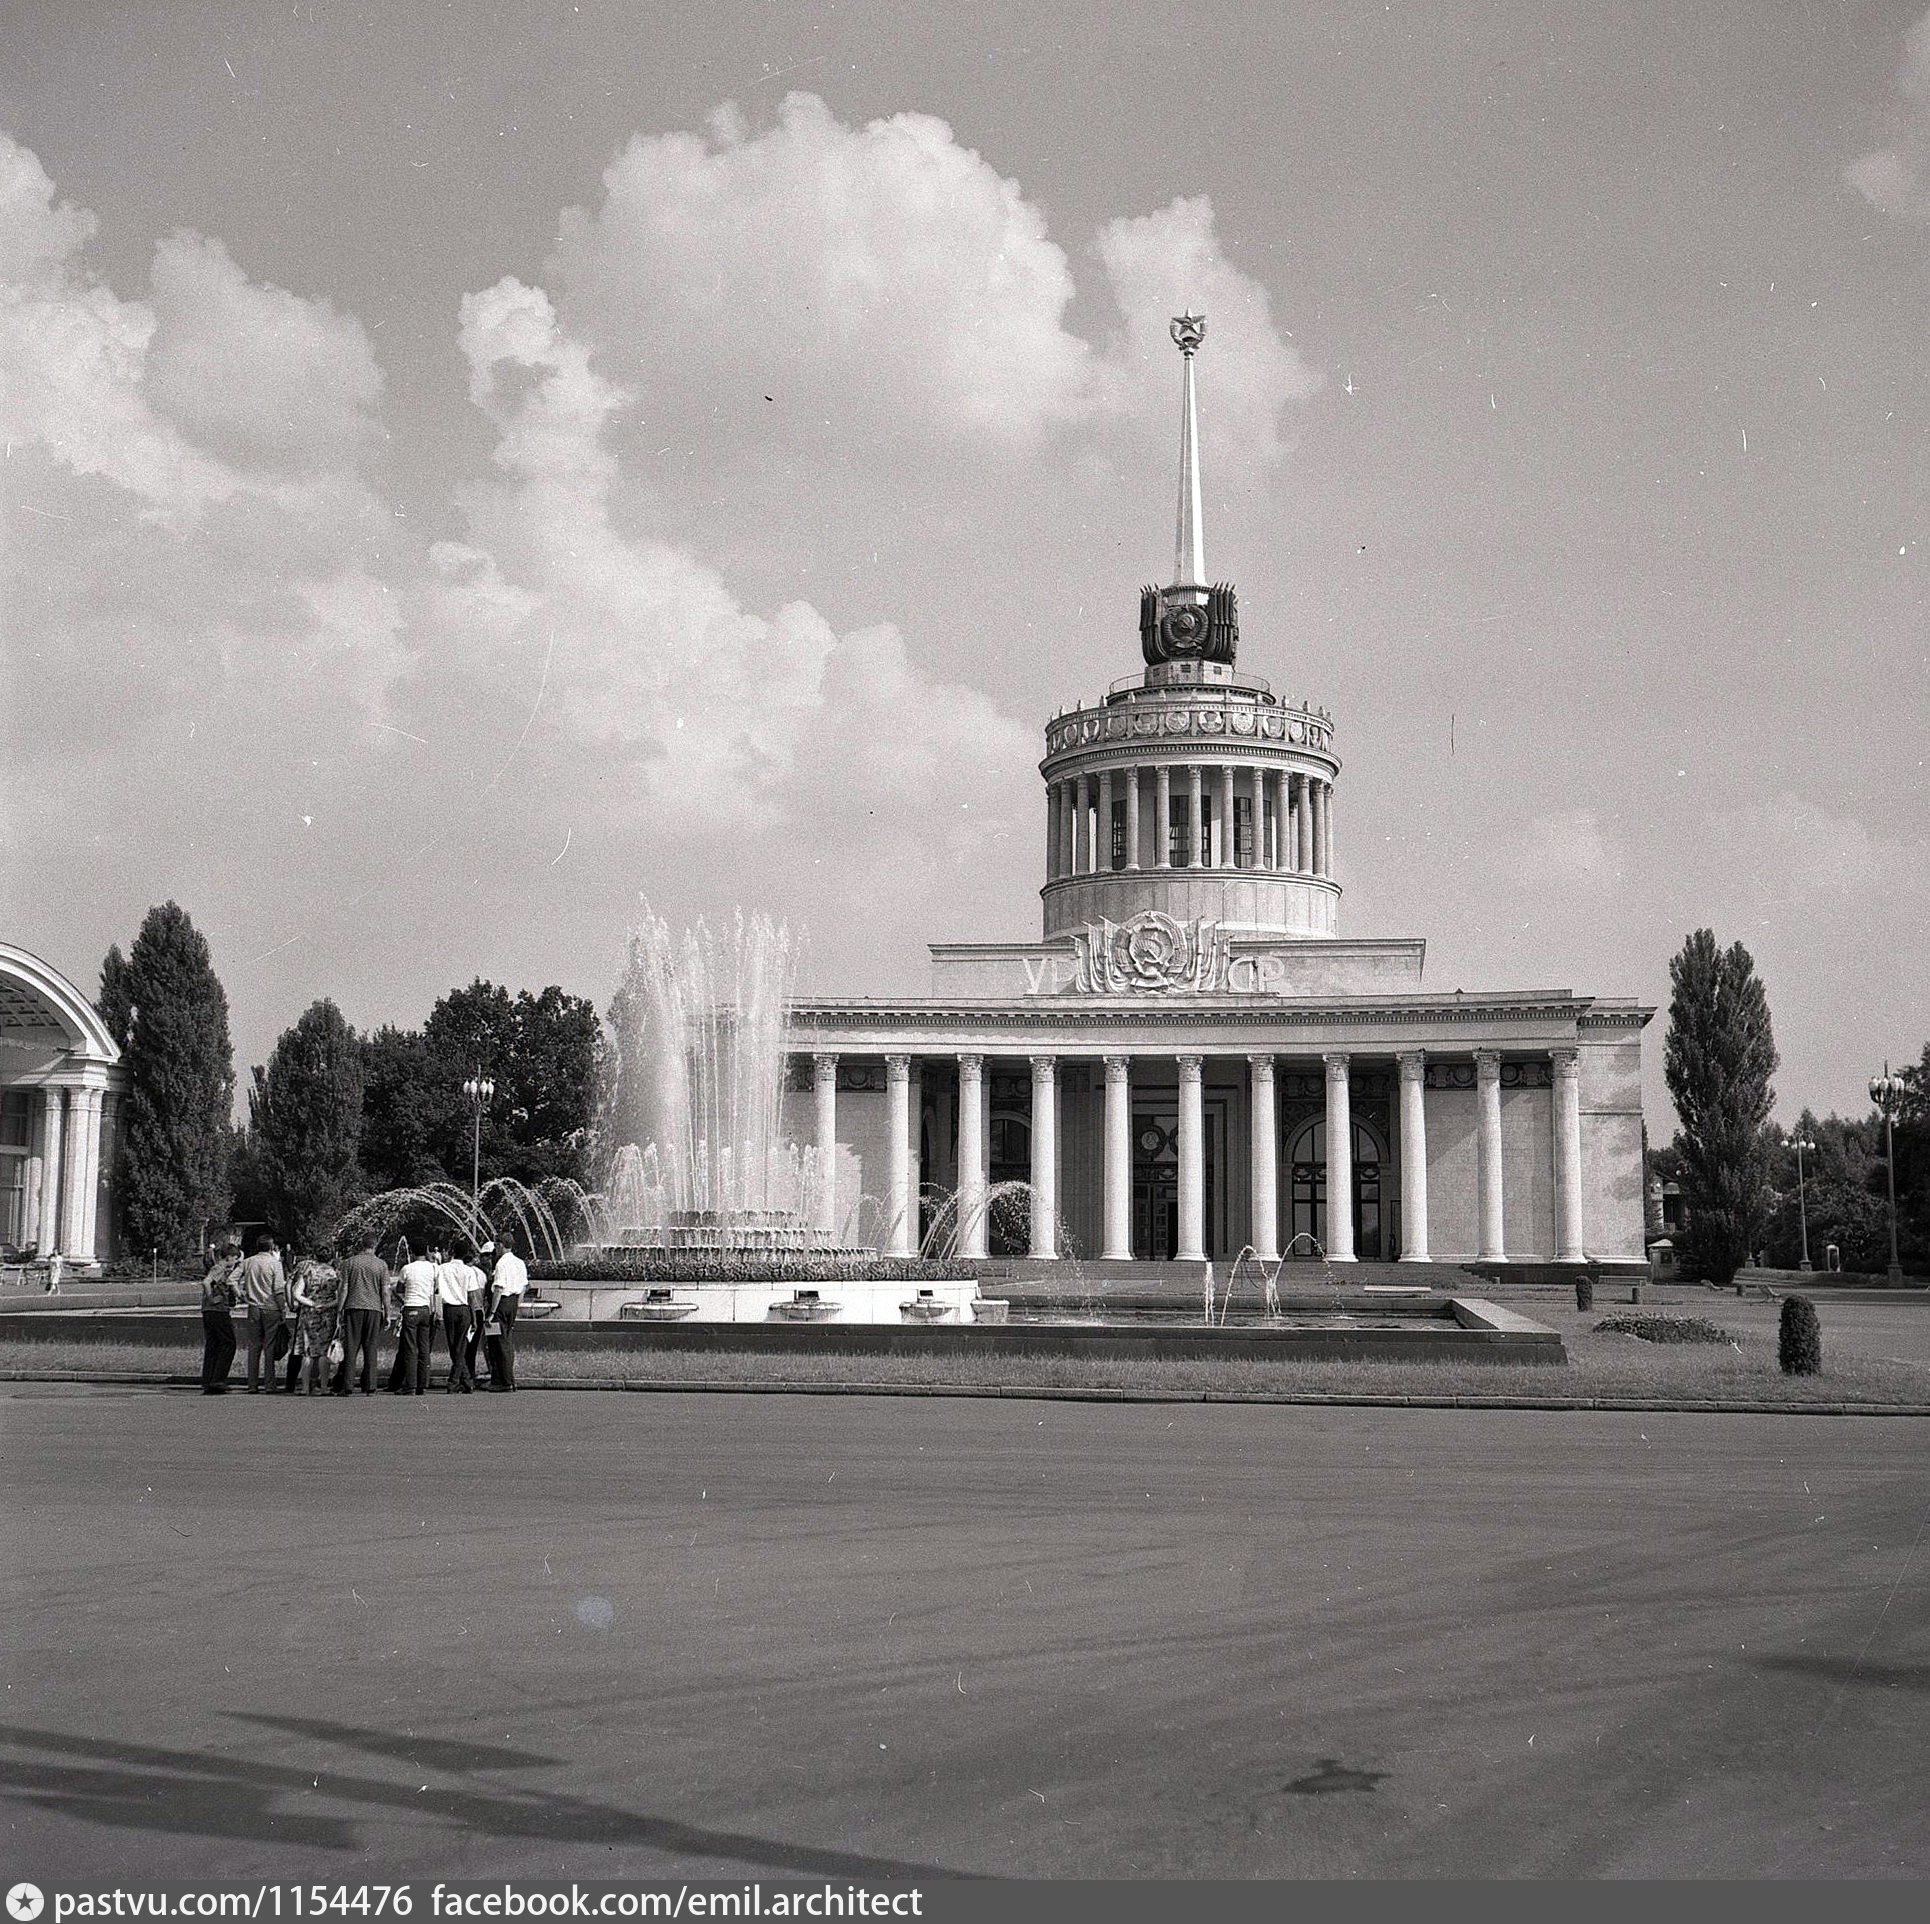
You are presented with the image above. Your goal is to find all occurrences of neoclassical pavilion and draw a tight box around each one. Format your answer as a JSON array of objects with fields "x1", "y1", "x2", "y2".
[
  {"x1": 783, "y1": 316, "x2": 1650, "y2": 1268},
  {"x1": 0, "y1": 944, "x2": 123, "y2": 1266}
]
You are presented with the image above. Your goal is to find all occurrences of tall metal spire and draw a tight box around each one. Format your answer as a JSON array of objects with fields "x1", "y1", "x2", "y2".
[{"x1": 1170, "y1": 312, "x2": 1207, "y2": 587}]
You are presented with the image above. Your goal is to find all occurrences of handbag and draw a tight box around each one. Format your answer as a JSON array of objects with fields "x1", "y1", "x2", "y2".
[{"x1": 325, "y1": 1336, "x2": 346, "y2": 1367}]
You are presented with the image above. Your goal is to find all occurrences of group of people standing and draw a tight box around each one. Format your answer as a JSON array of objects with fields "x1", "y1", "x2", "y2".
[{"x1": 199, "y1": 1231, "x2": 528, "y2": 1396}]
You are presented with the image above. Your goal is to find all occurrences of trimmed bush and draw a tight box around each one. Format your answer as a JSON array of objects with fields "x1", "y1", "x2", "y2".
[
  {"x1": 1593, "y1": 1313, "x2": 1732, "y2": 1345},
  {"x1": 1778, "y1": 1295, "x2": 1823, "y2": 1376},
  {"x1": 527, "y1": 1252, "x2": 972, "y2": 1285},
  {"x1": 1574, "y1": 1276, "x2": 1595, "y2": 1311}
]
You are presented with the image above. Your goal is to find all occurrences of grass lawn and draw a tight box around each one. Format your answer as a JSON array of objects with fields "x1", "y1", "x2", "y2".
[{"x1": 4, "y1": 1321, "x2": 1927, "y2": 1408}]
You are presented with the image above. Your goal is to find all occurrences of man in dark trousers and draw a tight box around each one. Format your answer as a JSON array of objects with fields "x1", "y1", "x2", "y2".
[
  {"x1": 199, "y1": 1237, "x2": 242, "y2": 1394},
  {"x1": 483, "y1": 1240, "x2": 527, "y2": 1391},
  {"x1": 333, "y1": 1236, "x2": 392, "y2": 1395},
  {"x1": 434, "y1": 1239, "x2": 482, "y2": 1393}
]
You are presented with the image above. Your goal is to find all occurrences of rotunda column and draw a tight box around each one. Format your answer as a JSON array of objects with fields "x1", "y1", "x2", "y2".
[
  {"x1": 1176, "y1": 1054, "x2": 1206, "y2": 1262},
  {"x1": 1292, "y1": 773, "x2": 1312, "y2": 873},
  {"x1": 1186, "y1": 766, "x2": 1203, "y2": 868},
  {"x1": 1215, "y1": 765, "x2": 1233, "y2": 869},
  {"x1": 1323, "y1": 1053, "x2": 1356, "y2": 1260},
  {"x1": 1552, "y1": 1047, "x2": 1585, "y2": 1263},
  {"x1": 1397, "y1": 1051, "x2": 1431, "y2": 1261},
  {"x1": 812, "y1": 1054, "x2": 839, "y2": 1236},
  {"x1": 956, "y1": 1055, "x2": 987, "y2": 1259},
  {"x1": 1124, "y1": 764, "x2": 1142, "y2": 870},
  {"x1": 1103, "y1": 1055, "x2": 1133, "y2": 1260},
  {"x1": 1097, "y1": 770, "x2": 1115, "y2": 872},
  {"x1": 1029, "y1": 1055, "x2": 1059, "y2": 1259},
  {"x1": 1321, "y1": 780, "x2": 1336, "y2": 878},
  {"x1": 1046, "y1": 783, "x2": 1061, "y2": 882},
  {"x1": 1155, "y1": 766, "x2": 1172, "y2": 870},
  {"x1": 1270, "y1": 769, "x2": 1289, "y2": 870},
  {"x1": 1072, "y1": 775, "x2": 1090, "y2": 874},
  {"x1": 1475, "y1": 1049, "x2": 1507, "y2": 1262},
  {"x1": 1248, "y1": 1054, "x2": 1279, "y2": 1260},
  {"x1": 885, "y1": 1055, "x2": 915, "y2": 1257},
  {"x1": 1309, "y1": 781, "x2": 1326, "y2": 877}
]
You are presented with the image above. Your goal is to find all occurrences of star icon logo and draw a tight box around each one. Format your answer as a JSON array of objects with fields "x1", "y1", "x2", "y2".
[{"x1": 7, "y1": 1884, "x2": 45, "y2": 1921}]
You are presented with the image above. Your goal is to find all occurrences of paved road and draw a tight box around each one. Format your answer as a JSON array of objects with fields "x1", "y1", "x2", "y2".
[{"x1": 2, "y1": 1386, "x2": 1925, "y2": 1880}]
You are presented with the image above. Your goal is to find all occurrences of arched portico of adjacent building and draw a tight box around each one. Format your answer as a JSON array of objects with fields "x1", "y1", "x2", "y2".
[{"x1": 0, "y1": 944, "x2": 124, "y2": 1266}]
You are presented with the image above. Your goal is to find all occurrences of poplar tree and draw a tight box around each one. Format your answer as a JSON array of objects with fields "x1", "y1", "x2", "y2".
[
  {"x1": 249, "y1": 998, "x2": 366, "y2": 1251},
  {"x1": 115, "y1": 904, "x2": 235, "y2": 1259},
  {"x1": 1663, "y1": 929, "x2": 1779, "y2": 1285}
]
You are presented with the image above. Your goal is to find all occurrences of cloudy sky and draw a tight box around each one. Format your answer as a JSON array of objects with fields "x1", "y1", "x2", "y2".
[{"x1": 3, "y1": 0, "x2": 1927, "y2": 1126}]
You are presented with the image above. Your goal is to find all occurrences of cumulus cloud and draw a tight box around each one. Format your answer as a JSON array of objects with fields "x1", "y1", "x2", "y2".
[
  {"x1": 424, "y1": 275, "x2": 1031, "y2": 841},
  {"x1": 1706, "y1": 794, "x2": 1926, "y2": 899},
  {"x1": 1505, "y1": 809, "x2": 1624, "y2": 892},
  {"x1": 548, "y1": 93, "x2": 1314, "y2": 481},
  {"x1": 1848, "y1": 9, "x2": 1930, "y2": 219}
]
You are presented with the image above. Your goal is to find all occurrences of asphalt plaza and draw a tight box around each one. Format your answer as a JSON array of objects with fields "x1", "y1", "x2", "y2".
[{"x1": 2, "y1": 1385, "x2": 1926, "y2": 1880}]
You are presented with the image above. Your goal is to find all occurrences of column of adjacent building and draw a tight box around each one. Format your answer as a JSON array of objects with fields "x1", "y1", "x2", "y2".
[
  {"x1": 1397, "y1": 1051, "x2": 1430, "y2": 1261},
  {"x1": 1475, "y1": 1048, "x2": 1506, "y2": 1261},
  {"x1": 1552, "y1": 1047, "x2": 1585, "y2": 1263},
  {"x1": 1322, "y1": 1053, "x2": 1355, "y2": 1260},
  {"x1": 956, "y1": 1054, "x2": 987, "y2": 1258},
  {"x1": 1029, "y1": 1056, "x2": 1058, "y2": 1258},
  {"x1": 1248, "y1": 1054, "x2": 1279, "y2": 1260}
]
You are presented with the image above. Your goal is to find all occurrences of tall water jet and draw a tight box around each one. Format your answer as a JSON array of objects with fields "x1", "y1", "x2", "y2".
[{"x1": 600, "y1": 907, "x2": 835, "y2": 1248}]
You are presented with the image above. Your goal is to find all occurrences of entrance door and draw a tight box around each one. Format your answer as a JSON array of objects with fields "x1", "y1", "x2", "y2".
[
  {"x1": 1132, "y1": 1111, "x2": 1217, "y2": 1258},
  {"x1": 1284, "y1": 1116, "x2": 1385, "y2": 1259}
]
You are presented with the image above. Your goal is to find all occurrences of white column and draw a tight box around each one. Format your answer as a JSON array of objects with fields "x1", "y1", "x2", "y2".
[
  {"x1": 1097, "y1": 769, "x2": 1115, "y2": 871},
  {"x1": 1215, "y1": 766, "x2": 1233, "y2": 869},
  {"x1": 26, "y1": 1087, "x2": 57, "y2": 1250},
  {"x1": 1476, "y1": 1048, "x2": 1506, "y2": 1262},
  {"x1": 1293, "y1": 774, "x2": 1311, "y2": 873},
  {"x1": 1248, "y1": 1054, "x2": 1278, "y2": 1260},
  {"x1": 1186, "y1": 766, "x2": 1203, "y2": 867},
  {"x1": 1309, "y1": 781, "x2": 1326, "y2": 877},
  {"x1": 75, "y1": 1087, "x2": 105, "y2": 1262},
  {"x1": 1029, "y1": 1055, "x2": 1058, "y2": 1259},
  {"x1": 1270, "y1": 769, "x2": 1287, "y2": 870},
  {"x1": 1323, "y1": 1053, "x2": 1355, "y2": 1260},
  {"x1": 1046, "y1": 783, "x2": 1060, "y2": 881},
  {"x1": 1552, "y1": 1047, "x2": 1585, "y2": 1263},
  {"x1": 1124, "y1": 765, "x2": 1142, "y2": 870},
  {"x1": 1101, "y1": 1054, "x2": 1133, "y2": 1259},
  {"x1": 1321, "y1": 779, "x2": 1335, "y2": 877},
  {"x1": 812, "y1": 1053, "x2": 839, "y2": 1235},
  {"x1": 1057, "y1": 781, "x2": 1074, "y2": 879},
  {"x1": 1397, "y1": 1051, "x2": 1430, "y2": 1262},
  {"x1": 1072, "y1": 776, "x2": 1090, "y2": 874},
  {"x1": 885, "y1": 1055, "x2": 914, "y2": 1257},
  {"x1": 57, "y1": 1085, "x2": 91, "y2": 1259},
  {"x1": 1176, "y1": 1054, "x2": 1206, "y2": 1262},
  {"x1": 957, "y1": 1055, "x2": 987, "y2": 1258},
  {"x1": 1155, "y1": 766, "x2": 1172, "y2": 869}
]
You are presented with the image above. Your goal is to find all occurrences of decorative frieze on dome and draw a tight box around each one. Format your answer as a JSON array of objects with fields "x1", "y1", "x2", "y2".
[{"x1": 1044, "y1": 704, "x2": 1333, "y2": 757}]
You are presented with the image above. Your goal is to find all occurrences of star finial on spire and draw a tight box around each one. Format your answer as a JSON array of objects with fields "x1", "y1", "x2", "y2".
[
  {"x1": 1171, "y1": 313, "x2": 1206, "y2": 584},
  {"x1": 1170, "y1": 312, "x2": 1207, "y2": 355}
]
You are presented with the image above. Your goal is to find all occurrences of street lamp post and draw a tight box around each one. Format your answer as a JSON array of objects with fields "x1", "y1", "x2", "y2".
[
  {"x1": 1869, "y1": 1065, "x2": 1906, "y2": 1286},
  {"x1": 1790, "y1": 1134, "x2": 1816, "y2": 1272},
  {"x1": 462, "y1": 1070, "x2": 495, "y2": 1227}
]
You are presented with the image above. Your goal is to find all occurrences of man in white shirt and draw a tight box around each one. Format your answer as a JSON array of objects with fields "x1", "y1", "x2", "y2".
[
  {"x1": 434, "y1": 1240, "x2": 484, "y2": 1393},
  {"x1": 389, "y1": 1243, "x2": 441, "y2": 1395},
  {"x1": 483, "y1": 1243, "x2": 529, "y2": 1393}
]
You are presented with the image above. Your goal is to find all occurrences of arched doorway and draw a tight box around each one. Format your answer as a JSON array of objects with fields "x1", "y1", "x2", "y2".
[
  {"x1": 1284, "y1": 1115, "x2": 1385, "y2": 1259},
  {"x1": 988, "y1": 1111, "x2": 1031, "y2": 1255}
]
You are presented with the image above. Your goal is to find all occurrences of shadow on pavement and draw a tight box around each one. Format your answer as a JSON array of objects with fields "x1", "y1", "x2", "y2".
[
  {"x1": 0, "y1": 1721, "x2": 963, "y2": 1878},
  {"x1": 1753, "y1": 1655, "x2": 1930, "y2": 1693}
]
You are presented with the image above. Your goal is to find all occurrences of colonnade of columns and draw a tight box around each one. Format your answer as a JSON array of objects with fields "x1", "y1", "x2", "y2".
[
  {"x1": 17, "y1": 1081, "x2": 110, "y2": 1261},
  {"x1": 1045, "y1": 764, "x2": 1333, "y2": 880},
  {"x1": 804, "y1": 1046, "x2": 1589, "y2": 1267}
]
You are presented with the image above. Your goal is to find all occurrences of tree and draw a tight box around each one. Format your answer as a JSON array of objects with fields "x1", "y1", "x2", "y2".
[
  {"x1": 249, "y1": 999, "x2": 366, "y2": 1252},
  {"x1": 113, "y1": 904, "x2": 234, "y2": 1259},
  {"x1": 1663, "y1": 928, "x2": 1778, "y2": 1285},
  {"x1": 97, "y1": 945, "x2": 134, "y2": 1051},
  {"x1": 359, "y1": 1025, "x2": 446, "y2": 1191}
]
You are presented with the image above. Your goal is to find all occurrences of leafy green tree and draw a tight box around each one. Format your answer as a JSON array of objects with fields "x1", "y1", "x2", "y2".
[
  {"x1": 113, "y1": 904, "x2": 234, "y2": 1259},
  {"x1": 248, "y1": 999, "x2": 366, "y2": 1252},
  {"x1": 1663, "y1": 929, "x2": 1779, "y2": 1285}
]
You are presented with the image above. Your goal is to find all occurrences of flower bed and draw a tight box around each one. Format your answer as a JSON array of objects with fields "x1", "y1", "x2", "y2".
[
  {"x1": 527, "y1": 1253, "x2": 974, "y2": 1285},
  {"x1": 1594, "y1": 1313, "x2": 1733, "y2": 1345}
]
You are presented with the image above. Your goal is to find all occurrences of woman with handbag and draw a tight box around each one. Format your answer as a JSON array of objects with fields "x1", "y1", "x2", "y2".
[{"x1": 287, "y1": 1256, "x2": 343, "y2": 1396}]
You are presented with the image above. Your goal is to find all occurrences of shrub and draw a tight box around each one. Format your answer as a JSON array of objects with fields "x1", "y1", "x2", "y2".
[
  {"x1": 1778, "y1": 1296, "x2": 1823, "y2": 1376},
  {"x1": 1574, "y1": 1276, "x2": 1595, "y2": 1310},
  {"x1": 1593, "y1": 1313, "x2": 1732, "y2": 1345}
]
